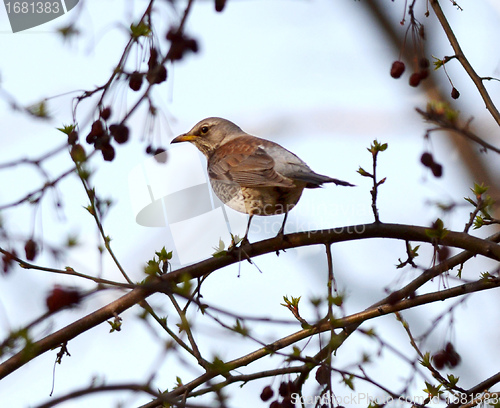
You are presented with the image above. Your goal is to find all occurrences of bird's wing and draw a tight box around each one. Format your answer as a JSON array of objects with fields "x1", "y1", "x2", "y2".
[{"x1": 208, "y1": 137, "x2": 295, "y2": 188}]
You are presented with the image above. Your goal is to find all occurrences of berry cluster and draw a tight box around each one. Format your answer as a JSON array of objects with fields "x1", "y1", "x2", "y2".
[
  {"x1": 166, "y1": 28, "x2": 199, "y2": 61},
  {"x1": 390, "y1": 7, "x2": 431, "y2": 88},
  {"x1": 146, "y1": 48, "x2": 167, "y2": 85},
  {"x1": 432, "y1": 342, "x2": 461, "y2": 370},
  {"x1": 46, "y1": 285, "x2": 82, "y2": 313},
  {"x1": 84, "y1": 107, "x2": 130, "y2": 162},
  {"x1": 128, "y1": 48, "x2": 168, "y2": 92},
  {"x1": 260, "y1": 381, "x2": 297, "y2": 408},
  {"x1": 420, "y1": 152, "x2": 443, "y2": 178},
  {"x1": 391, "y1": 58, "x2": 430, "y2": 87}
]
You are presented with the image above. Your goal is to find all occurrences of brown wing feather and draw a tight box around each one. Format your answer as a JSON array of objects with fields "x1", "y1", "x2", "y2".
[{"x1": 208, "y1": 138, "x2": 295, "y2": 188}]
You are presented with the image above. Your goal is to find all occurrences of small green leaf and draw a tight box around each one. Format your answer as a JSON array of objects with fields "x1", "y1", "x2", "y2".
[
  {"x1": 357, "y1": 167, "x2": 372, "y2": 178},
  {"x1": 130, "y1": 21, "x2": 152, "y2": 39},
  {"x1": 471, "y1": 182, "x2": 489, "y2": 196},
  {"x1": 26, "y1": 100, "x2": 51, "y2": 119},
  {"x1": 107, "y1": 315, "x2": 122, "y2": 333},
  {"x1": 423, "y1": 381, "x2": 443, "y2": 397},
  {"x1": 57, "y1": 124, "x2": 76, "y2": 135},
  {"x1": 208, "y1": 356, "x2": 230, "y2": 375},
  {"x1": 447, "y1": 374, "x2": 459, "y2": 387},
  {"x1": 281, "y1": 295, "x2": 301, "y2": 309},
  {"x1": 144, "y1": 259, "x2": 161, "y2": 276},
  {"x1": 175, "y1": 376, "x2": 183, "y2": 387},
  {"x1": 368, "y1": 140, "x2": 388, "y2": 154},
  {"x1": 155, "y1": 246, "x2": 173, "y2": 262},
  {"x1": 342, "y1": 374, "x2": 355, "y2": 390},
  {"x1": 420, "y1": 352, "x2": 431, "y2": 368},
  {"x1": 464, "y1": 197, "x2": 477, "y2": 207},
  {"x1": 425, "y1": 218, "x2": 449, "y2": 241},
  {"x1": 232, "y1": 319, "x2": 250, "y2": 336}
]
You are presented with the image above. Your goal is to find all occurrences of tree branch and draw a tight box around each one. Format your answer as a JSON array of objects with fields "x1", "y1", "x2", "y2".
[
  {"x1": 1, "y1": 223, "x2": 499, "y2": 388},
  {"x1": 430, "y1": 0, "x2": 500, "y2": 126}
]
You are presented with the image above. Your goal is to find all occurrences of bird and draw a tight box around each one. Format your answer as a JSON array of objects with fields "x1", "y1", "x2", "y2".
[{"x1": 171, "y1": 117, "x2": 354, "y2": 243}]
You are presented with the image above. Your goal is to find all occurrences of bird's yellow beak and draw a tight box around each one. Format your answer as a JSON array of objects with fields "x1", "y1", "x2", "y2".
[{"x1": 171, "y1": 134, "x2": 198, "y2": 144}]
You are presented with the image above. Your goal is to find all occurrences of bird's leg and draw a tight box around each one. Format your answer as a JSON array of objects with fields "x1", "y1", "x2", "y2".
[
  {"x1": 240, "y1": 214, "x2": 254, "y2": 246},
  {"x1": 277, "y1": 212, "x2": 289, "y2": 238},
  {"x1": 275, "y1": 212, "x2": 289, "y2": 256}
]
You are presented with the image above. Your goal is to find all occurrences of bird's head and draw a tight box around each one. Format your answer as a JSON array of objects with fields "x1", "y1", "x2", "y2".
[{"x1": 171, "y1": 117, "x2": 244, "y2": 158}]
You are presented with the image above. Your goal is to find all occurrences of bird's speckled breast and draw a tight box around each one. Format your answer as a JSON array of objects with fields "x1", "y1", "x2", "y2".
[{"x1": 210, "y1": 179, "x2": 305, "y2": 216}]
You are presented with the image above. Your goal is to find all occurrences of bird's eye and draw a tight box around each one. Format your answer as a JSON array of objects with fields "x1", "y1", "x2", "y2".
[{"x1": 200, "y1": 126, "x2": 209, "y2": 134}]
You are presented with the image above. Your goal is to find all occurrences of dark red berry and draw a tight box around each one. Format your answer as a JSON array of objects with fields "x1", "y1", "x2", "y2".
[
  {"x1": 446, "y1": 350, "x2": 461, "y2": 368},
  {"x1": 129, "y1": 71, "x2": 143, "y2": 91},
  {"x1": 278, "y1": 382, "x2": 288, "y2": 397},
  {"x1": 24, "y1": 239, "x2": 38, "y2": 261},
  {"x1": 260, "y1": 386, "x2": 274, "y2": 402},
  {"x1": 146, "y1": 145, "x2": 154, "y2": 154},
  {"x1": 443, "y1": 343, "x2": 461, "y2": 368},
  {"x1": 431, "y1": 162, "x2": 443, "y2": 178},
  {"x1": 100, "y1": 107, "x2": 112, "y2": 121},
  {"x1": 185, "y1": 38, "x2": 199, "y2": 53},
  {"x1": 315, "y1": 365, "x2": 329, "y2": 385},
  {"x1": 390, "y1": 61, "x2": 405, "y2": 79},
  {"x1": 432, "y1": 351, "x2": 447, "y2": 370},
  {"x1": 166, "y1": 28, "x2": 178, "y2": 42},
  {"x1": 420, "y1": 152, "x2": 434, "y2": 167},
  {"x1": 278, "y1": 381, "x2": 295, "y2": 397},
  {"x1": 215, "y1": 0, "x2": 226, "y2": 12},
  {"x1": 269, "y1": 401, "x2": 282, "y2": 408},
  {"x1": 67, "y1": 130, "x2": 78, "y2": 145},
  {"x1": 281, "y1": 396, "x2": 294, "y2": 408},
  {"x1": 451, "y1": 87, "x2": 460, "y2": 99},
  {"x1": 437, "y1": 246, "x2": 450, "y2": 262},
  {"x1": 46, "y1": 286, "x2": 81, "y2": 313},
  {"x1": 86, "y1": 133, "x2": 96, "y2": 144},
  {"x1": 146, "y1": 65, "x2": 167, "y2": 85},
  {"x1": 409, "y1": 72, "x2": 422, "y2": 87},
  {"x1": 90, "y1": 120, "x2": 104, "y2": 137},
  {"x1": 101, "y1": 143, "x2": 116, "y2": 162},
  {"x1": 109, "y1": 124, "x2": 130, "y2": 144}
]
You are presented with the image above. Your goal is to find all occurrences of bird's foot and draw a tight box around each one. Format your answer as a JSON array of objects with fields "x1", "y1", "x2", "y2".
[
  {"x1": 239, "y1": 236, "x2": 250, "y2": 247},
  {"x1": 275, "y1": 229, "x2": 288, "y2": 256}
]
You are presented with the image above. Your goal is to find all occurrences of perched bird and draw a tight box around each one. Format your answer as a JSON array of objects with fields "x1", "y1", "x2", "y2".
[{"x1": 171, "y1": 117, "x2": 354, "y2": 243}]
